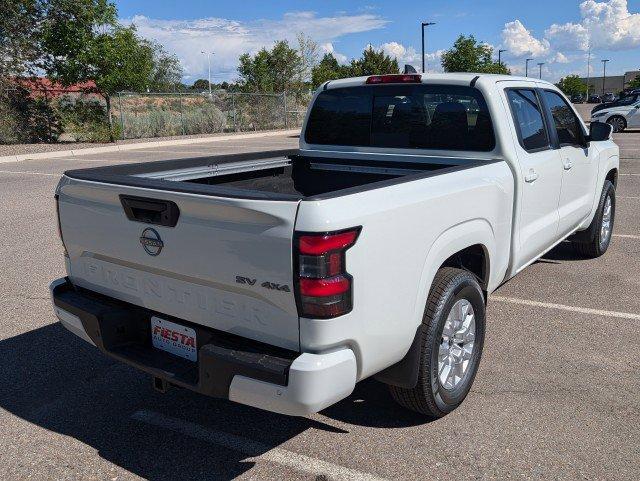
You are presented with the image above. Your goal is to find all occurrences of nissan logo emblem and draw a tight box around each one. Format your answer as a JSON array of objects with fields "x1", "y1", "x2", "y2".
[{"x1": 140, "y1": 228, "x2": 163, "y2": 256}]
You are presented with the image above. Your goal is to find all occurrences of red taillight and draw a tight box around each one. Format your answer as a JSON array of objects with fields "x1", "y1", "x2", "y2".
[
  {"x1": 299, "y1": 277, "x2": 350, "y2": 297},
  {"x1": 295, "y1": 228, "x2": 360, "y2": 319},
  {"x1": 299, "y1": 230, "x2": 358, "y2": 255},
  {"x1": 366, "y1": 74, "x2": 422, "y2": 84}
]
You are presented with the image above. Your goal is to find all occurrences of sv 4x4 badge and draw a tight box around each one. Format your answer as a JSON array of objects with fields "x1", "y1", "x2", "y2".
[{"x1": 236, "y1": 276, "x2": 290, "y2": 292}]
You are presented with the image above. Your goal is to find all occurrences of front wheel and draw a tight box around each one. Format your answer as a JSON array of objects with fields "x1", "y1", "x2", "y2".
[
  {"x1": 572, "y1": 180, "x2": 615, "y2": 258},
  {"x1": 388, "y1": 267, "x2": 486, "y2": 418}
]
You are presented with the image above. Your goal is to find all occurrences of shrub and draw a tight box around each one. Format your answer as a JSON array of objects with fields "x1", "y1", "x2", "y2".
[
  {"x1": 0, "y1": 100, "x2": 20, "y2": 144},
  {"x1": 57, "y1": 96, "x2": 115, "y2": 142},
  {"x1": 0, "y1": 86, "x2": 62, "y2": 143}
]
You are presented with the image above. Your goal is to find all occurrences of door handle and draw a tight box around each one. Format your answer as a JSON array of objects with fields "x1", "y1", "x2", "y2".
[
  {"x1": 563, "y1": 158, "x2": 573, "y2": 170},
  {"x1": 524, "y1": 169, "x2": 539, "y2": 183}
]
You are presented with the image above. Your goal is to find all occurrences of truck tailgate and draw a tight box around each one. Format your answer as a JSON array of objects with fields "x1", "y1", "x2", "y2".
[{"x1": 56, "y1": 176, "x2": 301, "y2": 351}]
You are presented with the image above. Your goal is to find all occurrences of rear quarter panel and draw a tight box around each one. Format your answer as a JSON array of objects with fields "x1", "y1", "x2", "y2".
[{"x1": 295, "y1": 162, "x2": 514, "y2": 380}]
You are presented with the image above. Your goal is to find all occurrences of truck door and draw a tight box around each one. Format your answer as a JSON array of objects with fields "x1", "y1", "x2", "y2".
[
  {"x1": 540, "y1": 90, "x2": 597, "y2": 237},
  {"x1": 505, "y1": 88, "x2": 562, "y2": 268}
]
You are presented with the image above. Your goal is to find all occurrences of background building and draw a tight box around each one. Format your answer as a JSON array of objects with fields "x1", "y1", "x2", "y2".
[{"x1": 580, "y1": 70, "x2": 640, "y2": 95}]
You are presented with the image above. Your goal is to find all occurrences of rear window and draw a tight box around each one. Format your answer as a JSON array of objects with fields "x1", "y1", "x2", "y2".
[{"x1": 305, "y1": 85, "x2": 495, "y2": 152}]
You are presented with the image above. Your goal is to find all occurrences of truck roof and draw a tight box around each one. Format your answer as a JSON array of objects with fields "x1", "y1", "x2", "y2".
[{"x1": 323, "y1": 73, "x2": 555, "y2": 90}]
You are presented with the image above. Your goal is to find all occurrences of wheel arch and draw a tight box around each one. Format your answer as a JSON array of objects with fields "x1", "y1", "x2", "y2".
[
  {"x1": 374, "y1": 221, "x2": 494, "y2": 389},
  {"x1": 605, "y1": 167, "x2": 618, "y2": 188},
  {"x1": 416, "y1": 219, "x2": 495, "y2": 315}
]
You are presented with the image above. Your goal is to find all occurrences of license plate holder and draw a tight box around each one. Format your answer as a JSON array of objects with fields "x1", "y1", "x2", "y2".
[{"x1": 151, "y1": 316, "x2": 197, "y2": 362}]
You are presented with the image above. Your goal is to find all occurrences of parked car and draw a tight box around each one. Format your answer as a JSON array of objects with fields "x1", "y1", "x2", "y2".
[
  {"x1": 51, "y1": 73, "x2": 619, "y2": 418},
  {"x1": 591, "y1": 93, "x2": 640, "y2": 132},
  {"x1": 588, "y1": 94, "x2": 602, "y2": 103},
  {"x1": 571, "y1": 93, "x2": 586, "y2": 103},
  {"x1": 602, "y1": 92, "x2": 617, "y2": 103}
]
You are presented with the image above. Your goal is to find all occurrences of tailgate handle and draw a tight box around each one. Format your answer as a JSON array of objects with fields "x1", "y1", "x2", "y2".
[{"x1": 120, "y1": 195, "x2": 180, "y2": 227}]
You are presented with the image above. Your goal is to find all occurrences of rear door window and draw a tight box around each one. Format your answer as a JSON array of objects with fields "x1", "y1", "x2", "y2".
[
  {"x1": 305, "y1": 85, "x2": 495, "y2": 152},
  {"x1": 541, "y1": 90, "x2": 585, "y2": 146},
  {"x1": 506, "y1": 89, "x2": 550, "y2": 152}
]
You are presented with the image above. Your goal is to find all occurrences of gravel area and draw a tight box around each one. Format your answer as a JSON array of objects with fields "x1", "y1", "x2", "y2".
[{"x1": 0, "y1": 129, "x2": 299, "y2": 157}]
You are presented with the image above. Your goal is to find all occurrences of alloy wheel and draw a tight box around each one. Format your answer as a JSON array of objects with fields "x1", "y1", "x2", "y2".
[{"x1": 438, "y1": 299, "x2": 476, "y2": 390}]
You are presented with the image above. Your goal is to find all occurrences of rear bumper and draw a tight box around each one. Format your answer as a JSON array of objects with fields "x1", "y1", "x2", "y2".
[{"x1": 50, "y1": 277, "x2": 356, "y2": 416}]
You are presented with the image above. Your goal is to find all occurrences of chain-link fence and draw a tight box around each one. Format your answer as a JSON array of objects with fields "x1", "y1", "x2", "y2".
[{"x1": 113, "y1": 91, "x2": 311, "y2": 140}]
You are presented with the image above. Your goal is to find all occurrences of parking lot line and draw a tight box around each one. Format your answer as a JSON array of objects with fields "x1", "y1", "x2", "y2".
[
  {"x1": 0, "y1": 170, "x2": 59, "y2": 177},
  {"x1": 492, "y1": 296, "x2": 640, "y2": 320},
  {"x1": 131, "y1": 410, "x2": 386, "y2": 481},
  {"x1": 613, "y1": 233, "x2": 640, "y2": 239}
]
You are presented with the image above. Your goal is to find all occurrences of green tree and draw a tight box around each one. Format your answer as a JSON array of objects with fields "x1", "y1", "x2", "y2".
[
  {"x1": 147, "y1": 41, "x2": 183, "y2": 92},
  {"x1": 48, "y1": 25, "x2": 156, "y2": 138},
  {"x1": 310, "y1": 47, "x2": 400, "y2": 88},
  {"x1": 0, "y1": 0, "x2": 43, "y2": 78},
  {"x1": 349, "y1": 46, "x2": 399, "y2": 76},
  {"x1": 311, "y1": 53, "x2": 347, "y2": 87},
  {"x1": 237, "y1": 40, "x2": 302, "y2": 94},
  {"x1": 629, "y1": 75, "x2": 640, "y2": 90},
  {"x1": 296, "y1": 33, "x2": 320, "y2": 86},
  {"x1": 557, "y1": 75, "x2": 587, "y2": 97},
  {"x1": 441, "y1": 35, "x2": 510, "y2": 74},
  {"x1": 191, "y1": 79, "x2": 210, "y2": 91},
  {"x1": 40, "y1": 0, "x2": 181, "y2": 139}
]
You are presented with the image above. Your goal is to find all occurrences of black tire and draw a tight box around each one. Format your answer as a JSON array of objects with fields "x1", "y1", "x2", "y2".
[
  {"x1": 388, "y1": 267, "x2": 485, "y2": 418},
  {"x1": 607, "y1": 116, "x2": 626, "y2": 133},
  {"x1": 572, "y1": 180, "x2": 615, "y2": 258}
]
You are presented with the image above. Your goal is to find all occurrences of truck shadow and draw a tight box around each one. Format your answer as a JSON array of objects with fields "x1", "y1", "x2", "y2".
[
  {"x1": 0, "y1": 323, "x2": 424, "y2": 480},
  {"x1": 539, "y1": 241, "x2": 588, "y2": 262}
]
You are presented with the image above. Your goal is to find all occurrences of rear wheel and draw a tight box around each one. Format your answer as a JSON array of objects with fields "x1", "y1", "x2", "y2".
[
  {"x1": 572, "y1": 180, "x2": 615, "y2": 258},
  {"x1": 388, "y1": 267, "x2": 485, "y2": 418},
  {"x1": 607, "y1": 116, "x2": 626, "y2": 133}
]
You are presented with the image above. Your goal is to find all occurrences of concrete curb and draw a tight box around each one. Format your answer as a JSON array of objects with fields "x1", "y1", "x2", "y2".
[{"x1": 0, "y1": 129, "x2": 300, "y2": 164}]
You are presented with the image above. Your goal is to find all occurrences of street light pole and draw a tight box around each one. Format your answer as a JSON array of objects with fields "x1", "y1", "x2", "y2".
[
  {"x1": 586, "y1": 44, "x2": 591, "y2": 98},
  {"x1": 537, "y1": 62, "x2": 545, "y2": 79},
  {"x1": 601, "y1": 59, "x2": 610, "y2": 96},
  {"x1": 525, "y1": 58, "x2": 533, "y2": 77},
  {"x1": 421, "y1": 22, "x2": 436, "y2": 73},
  {"x1": 498, "y1": 49, "x2": 506, "y2": 66},
  {"x1": 201, "y1": 51, "x2": 214, "y2": 97}
]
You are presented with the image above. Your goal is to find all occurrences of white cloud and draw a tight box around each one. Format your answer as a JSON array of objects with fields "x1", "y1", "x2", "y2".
[
  {"x1": 545, "y1": 22, "x2": 589, "y2": 51},
  {"x1": 499, "y1": 0, "x2": 639, "y2": 81},
  {"x1": 511, "y1": 0, "x2": 640, "y2": 56},
  {"x1": 551, "y1": 52, "x2": 571, "y2": 63},
  {"x1": 579, "y1": 0, "x2": 640, "y2": 50},
  {"x1": 501, "y1": 20, "x2": 550, "y2": 58},
  {"x1": 378, "y1": 41, "x2": 443, "y2": 71},
  {"x1": 319, "y1": 43, "x2": 348, "y2": 65},
  {"x1": 126, "y1": 11, "x2": 388, "y2": 81}
]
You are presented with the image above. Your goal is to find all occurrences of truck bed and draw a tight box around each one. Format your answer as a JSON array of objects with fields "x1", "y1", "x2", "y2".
[
  {"x1": 63, "y1": 149, "x2": 483, "y2": 200},
  {"x1": 58, "y1": 148, "x2": 499, "y2": 351}
]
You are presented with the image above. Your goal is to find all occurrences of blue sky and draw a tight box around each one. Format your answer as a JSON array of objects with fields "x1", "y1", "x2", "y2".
[{"x1": 115, "y1": 0, "x2": 640, "y2": 83}]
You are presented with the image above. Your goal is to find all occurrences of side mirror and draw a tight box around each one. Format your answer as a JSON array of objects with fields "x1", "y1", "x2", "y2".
[{"x1": 588, "y1": 121, "x2": 613, "y2": 142}]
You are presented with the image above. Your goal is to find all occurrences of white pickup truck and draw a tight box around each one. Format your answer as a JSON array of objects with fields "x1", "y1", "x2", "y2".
[{"x1": 50, "y1": 73, "x2": 619, "y2": 418}]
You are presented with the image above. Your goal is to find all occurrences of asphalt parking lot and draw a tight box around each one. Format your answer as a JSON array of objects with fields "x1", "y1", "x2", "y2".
[{"x1": 1, "y1": 130, "x2": 639, "y2": 480}]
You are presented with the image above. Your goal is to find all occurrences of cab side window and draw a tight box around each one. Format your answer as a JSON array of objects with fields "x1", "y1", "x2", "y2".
[
  {"x1": 541, "y1": 91, "x2": 584, "y2": 146},
  {"x1": 506, "y1": 89, "x2": 550, "y2": 152}
]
